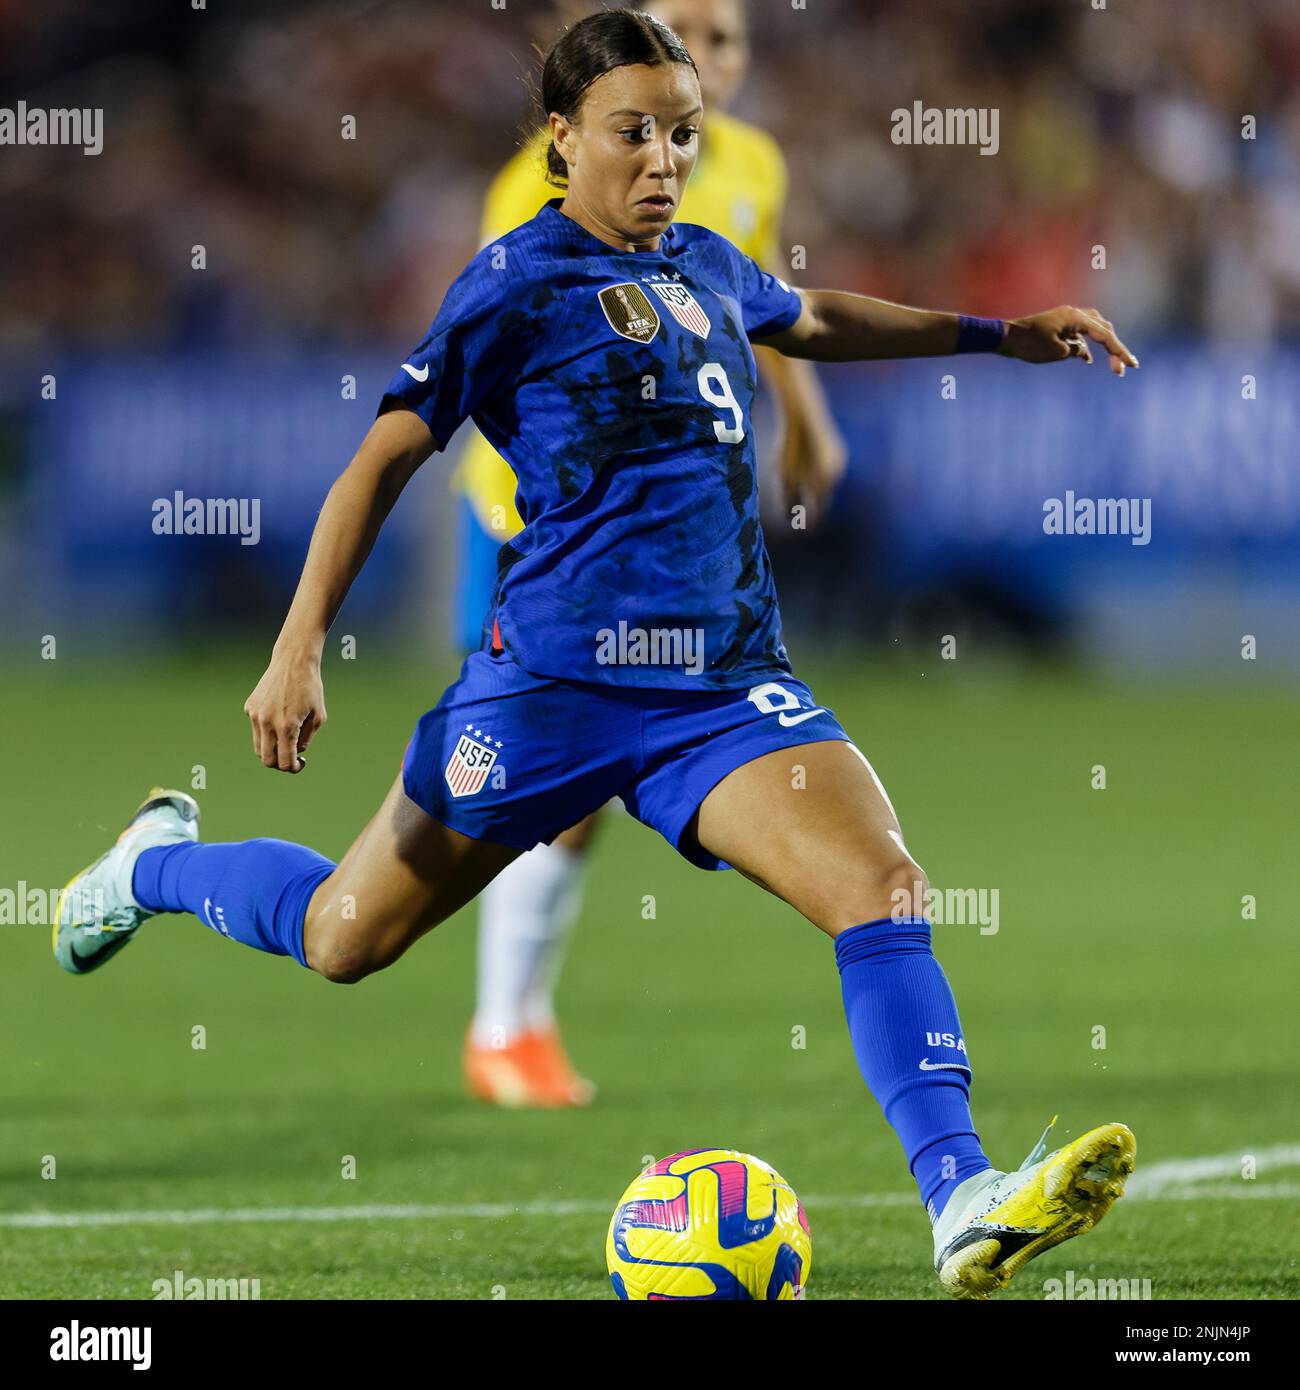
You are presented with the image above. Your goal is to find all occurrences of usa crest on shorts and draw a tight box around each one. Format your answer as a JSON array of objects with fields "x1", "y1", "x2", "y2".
[
  {"x1": 444, "y1": 728, "x2": 499, "y2": 798},
  {"x1": 647, "y1": 281, "x2": 711, "y2": 339}
]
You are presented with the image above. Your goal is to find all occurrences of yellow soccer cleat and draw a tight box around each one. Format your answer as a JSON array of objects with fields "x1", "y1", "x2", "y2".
[{"x1": 932, "y1": 1117, "x2": 1136, "y2": 1299}]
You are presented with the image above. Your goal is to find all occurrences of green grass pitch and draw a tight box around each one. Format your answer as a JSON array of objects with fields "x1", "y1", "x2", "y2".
[{"x1": 1, "y1": 649, "x2": 1296, "y2": 1299}]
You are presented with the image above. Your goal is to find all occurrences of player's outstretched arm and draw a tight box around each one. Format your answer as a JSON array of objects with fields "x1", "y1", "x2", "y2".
[
  {"x1": 758, "y1": 290, "x2": 1139, "y2": 376},
  {"x1": 244, "y1": 407, "x2": 436, "y2": 774}
]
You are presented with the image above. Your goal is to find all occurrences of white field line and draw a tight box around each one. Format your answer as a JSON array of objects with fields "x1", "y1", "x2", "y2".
[
  {"x1": 1124, "y1": 1143, "x2": 1300, "y2": 1195},
  {"x1": 2, "y1": 1145, "x2": 1296, "y2": 1231}
]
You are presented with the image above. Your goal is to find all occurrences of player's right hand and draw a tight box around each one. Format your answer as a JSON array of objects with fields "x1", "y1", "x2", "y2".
[
  {"x1": 999, "y1": 305, "x2": 1139, "y2": 375},
  {"x1": 243, "y1": 651, "x2": 327, "y2": 773}
]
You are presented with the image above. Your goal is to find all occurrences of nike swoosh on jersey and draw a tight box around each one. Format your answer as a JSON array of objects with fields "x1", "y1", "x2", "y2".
[
  {"x1": 401, "y1": 363, "x2": 430, "y2": 382},
  {"x1": 777, "y1": 708, "x2": 827, "y2": 727},
  {"x1": 918, "y1": 1058, "x2": 972, "y2": 1073}
]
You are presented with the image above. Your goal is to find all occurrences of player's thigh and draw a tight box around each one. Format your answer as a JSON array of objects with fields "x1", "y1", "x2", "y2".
[
  {"x1": 692, "y1": 739, "x2": 928, "y2": 937},
  {"x1": 553, "y1": 807, "x2": 604, "y2": 854},
  {"x1": 305, "y1": 772, "x2": 519, "y2": 981}
]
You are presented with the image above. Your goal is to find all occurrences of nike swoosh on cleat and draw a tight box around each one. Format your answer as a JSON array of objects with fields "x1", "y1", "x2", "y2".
[
  {"x1": 918, "y1": 1058, "x2": 972, "y2": 1073},
  {"x1": 400, "y1": 363, "x2": 430, "y2": 382},
  {"x1": 777, "y1": 708, "x2": 826, "y2": 727},
  {"x1": 68, "y1": 933, "x2": 132, "y2": 973},
  {"x1": 936, "y1": 1224, "x2": 1039, "y2": 1275}
]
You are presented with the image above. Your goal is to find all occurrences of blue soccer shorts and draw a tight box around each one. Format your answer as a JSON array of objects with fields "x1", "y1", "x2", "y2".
[{"x1": 401, "y1": 649, "x2": 853, "y2": 871}]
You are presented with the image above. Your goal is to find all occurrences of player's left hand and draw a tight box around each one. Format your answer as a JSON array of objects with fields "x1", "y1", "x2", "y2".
[
  {"x1": 999, "y1": 306, "x2": 1139, "y2": 376},
  {"x1": 778, "y1": 414, "x2": 848, "y2": 525}
]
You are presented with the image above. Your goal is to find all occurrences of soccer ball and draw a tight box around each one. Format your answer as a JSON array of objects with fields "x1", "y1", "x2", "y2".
[{"x1": 606, "y1": 1148, "x2": 812, "y2": 1299}]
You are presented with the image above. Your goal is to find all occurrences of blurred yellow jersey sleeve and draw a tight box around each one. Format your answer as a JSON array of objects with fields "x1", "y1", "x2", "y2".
[{"x1": 456, "y1": 114, "x2": 789, "y2": 538}]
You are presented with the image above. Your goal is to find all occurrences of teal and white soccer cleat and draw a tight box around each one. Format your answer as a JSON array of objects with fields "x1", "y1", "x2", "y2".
[
  {"x1": 52, "y1": 787, "x2": 199, "y2": 975},
  {"x1": 932, "y1": 1117, "x2": 1136, "y2": 1299}
]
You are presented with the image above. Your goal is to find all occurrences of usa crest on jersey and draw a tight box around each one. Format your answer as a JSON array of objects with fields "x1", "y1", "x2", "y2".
[
  {"x1": 648, "y1": 281, "x2": 711, "y2": 339},
  {"x1": 444, "y1": 731, "x2": 499, "y2": 798}
]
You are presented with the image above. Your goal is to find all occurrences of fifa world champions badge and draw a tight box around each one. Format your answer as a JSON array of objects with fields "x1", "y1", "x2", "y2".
[
  {"x1": 598, "y1": 282, "x2": 660, "y2": 343},
  {"x1": 444, "y1": 727, "x2": 500, "y2": 798}
]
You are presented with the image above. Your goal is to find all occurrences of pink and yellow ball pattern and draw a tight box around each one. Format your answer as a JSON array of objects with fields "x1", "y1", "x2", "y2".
[{"x1": 606, "y1": 1148, "x2": 812, "y2": 1299}]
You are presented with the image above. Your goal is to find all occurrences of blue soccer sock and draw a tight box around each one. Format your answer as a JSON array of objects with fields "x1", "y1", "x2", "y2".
[
  {"x1": 132, "y1": 839, "x2": 335, "y2": 968},
  {"x1": 835, "y1": 916, "x2": 991, "y2": 1224}
]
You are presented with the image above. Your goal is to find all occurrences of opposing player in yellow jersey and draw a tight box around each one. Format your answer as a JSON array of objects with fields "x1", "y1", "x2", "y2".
[{"x1": 460, "y1": 0, "x2": 846, "y2": 1108}]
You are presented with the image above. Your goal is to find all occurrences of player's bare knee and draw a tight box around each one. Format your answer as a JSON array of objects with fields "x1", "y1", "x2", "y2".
[
  {"x1": 811, "y1": 855, "x2": 930, "y2": 935},
  {"x1": 311, "y1": 937, "x2": 372, "y2": 984},
  {"x1": 307, "y1": 921, "x2": 390, "y2": 984},
  {"x1": 318, "y1": 953, "x2": 372, "y2": 985},
  {"x1": 877, "y1": 856, "x2": 930, "y2": 921}
]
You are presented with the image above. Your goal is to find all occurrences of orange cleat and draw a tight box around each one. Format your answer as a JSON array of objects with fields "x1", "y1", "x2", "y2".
[
  {"x1": 463, "y1": 1026, "x2": 596, "y2": 1109},
  {"x1": 528, "y1": 1025, "x2": 597, "y2": 1107}
]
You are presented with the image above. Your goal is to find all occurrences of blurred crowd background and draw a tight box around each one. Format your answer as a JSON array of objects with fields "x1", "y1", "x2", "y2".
[
  {"x1": 5, "y1": 0, "x2": 1300, "y2": 349},
  {"x1": 2, "y1": 0, "x2": 1298, "y2": 668}
]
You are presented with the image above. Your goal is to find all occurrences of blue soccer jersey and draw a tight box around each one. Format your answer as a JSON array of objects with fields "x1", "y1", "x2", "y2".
[{"x1": 380, "y1": 197, "x2": 804, "y2": 691}]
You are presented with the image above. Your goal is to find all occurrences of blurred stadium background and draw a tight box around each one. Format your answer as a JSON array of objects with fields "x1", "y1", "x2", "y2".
[
  {"x1": 2, "y1": 0, "x2": 1299, "y2": 662},
  {"x1": 1, "y1": 0, "x2": 1297, "y2": 1300}
]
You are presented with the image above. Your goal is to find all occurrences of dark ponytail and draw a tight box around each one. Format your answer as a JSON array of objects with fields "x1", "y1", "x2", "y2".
[{"x1": 539, "y1": 8, "x2": 697, "y2": 187}]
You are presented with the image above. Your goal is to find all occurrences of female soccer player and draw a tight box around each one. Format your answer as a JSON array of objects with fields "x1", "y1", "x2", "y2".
[
  {"x1": 55, "y1": 9, "x2": 1138, "y2": 1297},
  {"x1": 458, "y1": 0, "x2": 845, "y2": 1110}
]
